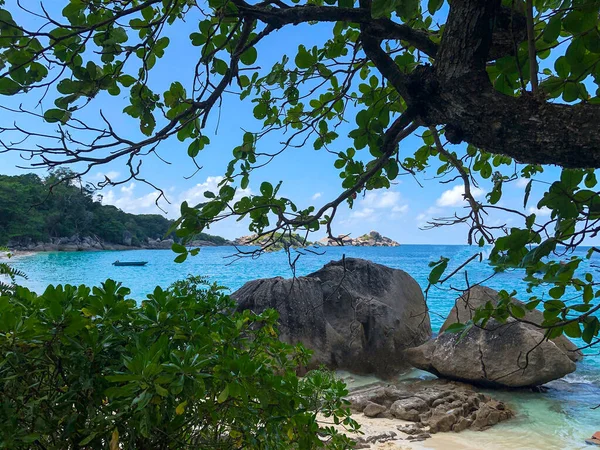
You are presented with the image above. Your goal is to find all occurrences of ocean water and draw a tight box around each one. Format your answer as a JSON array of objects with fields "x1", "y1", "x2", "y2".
[{"x1": 8, "y1": 245, "x2": 600, "y2": 449}]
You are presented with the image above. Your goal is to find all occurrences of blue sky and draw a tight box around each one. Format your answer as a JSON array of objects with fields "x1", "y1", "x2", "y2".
[{"x1": 0, "y1": 3, "x2": 567, "y2": 244}]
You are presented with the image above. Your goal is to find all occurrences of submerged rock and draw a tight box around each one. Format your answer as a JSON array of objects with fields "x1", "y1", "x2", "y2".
[
  {"x1": 441, "y1": 286, "x2": 582, "y2": 362},
  {"x1": 406, "y1": 318, "x2": 576, "y2": 388},
  {"x1": 232, "y1": 258, "x2": 431, "y2": 377}
]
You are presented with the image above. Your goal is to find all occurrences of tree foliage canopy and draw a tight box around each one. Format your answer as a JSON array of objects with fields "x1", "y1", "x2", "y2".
[
  {"x1": 0, "y1": 170, "x2": 174, "y2": 245},
  {"x1": 0, "y1": 276, "x2": 357, "y2": 449},
  {"x1": 0, "y1": 2, "x2": 599, "y2": 344}
]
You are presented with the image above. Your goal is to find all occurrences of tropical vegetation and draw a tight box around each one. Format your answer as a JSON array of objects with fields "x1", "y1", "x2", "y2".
[
  {"x1": 0, "y1": 171, "x2": 226, "y2": 247},
  {"x1": 0, "y1": 276, "x2": 357, "y2": 449}
]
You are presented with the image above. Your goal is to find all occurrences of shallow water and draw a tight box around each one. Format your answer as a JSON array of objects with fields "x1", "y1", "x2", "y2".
[{"x1": 9, "y1": 245, "x2": 600, "y2": 449}]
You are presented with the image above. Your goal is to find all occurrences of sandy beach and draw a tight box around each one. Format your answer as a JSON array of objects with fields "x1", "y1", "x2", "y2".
[{"x1": 347, "y1": 413, "x2": 592, "y2": 450}]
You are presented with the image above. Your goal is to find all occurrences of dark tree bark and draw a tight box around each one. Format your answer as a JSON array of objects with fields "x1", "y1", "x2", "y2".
[
  {"x1": 396, "y1": 0, "x2": 600, "y2": 168},
  {"x1": 236, "y1": 0, "x2": 600, "y2": 169}
]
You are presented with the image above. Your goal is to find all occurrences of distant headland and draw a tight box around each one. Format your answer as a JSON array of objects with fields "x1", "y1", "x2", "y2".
[{"x1": 2, "y1": 173, "x2": 399, "y2": 252}]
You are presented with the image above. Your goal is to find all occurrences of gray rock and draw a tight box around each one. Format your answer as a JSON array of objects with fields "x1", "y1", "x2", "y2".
[
  {"x1": 346, "y1": 379, "x2": 513, "y2": 435},
  {"x1": 441, "y1": 285, "x2": 582, "y2": 362},
  {"x1": 122, "y1": 230, "x2": 133, "y2": 246},
  {"x1": 390, "y1": 397, "x2": 428, "y2": 421},
  {"x1": 452, "y1": 417, "x2": 472, "y2": 432},
  {"x1": 426, "y1": 412, "x2": 458, "y2": 433},
  {"x1": 406, "y1": 319, "x2": 576, "y2": 388},
  {"x1": 363, "y1": 402, "x2": 387, "y2": 418},
  {"x1": 232, "y1": 258, "x2": 431, "y2": 376}
]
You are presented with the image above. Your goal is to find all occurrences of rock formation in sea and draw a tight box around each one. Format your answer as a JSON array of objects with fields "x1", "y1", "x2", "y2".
[
  {"x1": 441, "y1": 285, "x2": 582, "y2": 362},
  {"x1": 405, "y1": 286, "x2": 579, "y2": 388},
  {"x1": 345, "y1": 379, "x2": 514, "y2": 447},
  {"x1": 233, "y1": 232, "x2": 314, "y2": 251},
  {"x1": 231, "y1": 258, "x2": 431, "y2": 377},
  {"x1": 318, "y1": 230, "x2": 400, "y2": 247}
]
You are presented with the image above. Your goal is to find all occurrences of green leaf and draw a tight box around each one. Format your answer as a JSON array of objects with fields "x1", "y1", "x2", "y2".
[
  {"x1": 295, "y1": 45, "x2": 315, "y2": 69},
  {"x1": 240, "y1": 47, "x2": 257, "y2": 65},
  {"x1": 563, "y1": 10, "x2": 597, "y2": 34},
  {"x1": 428, "y1": 258, "x2": 448, "y2": 284},
  {"x1": 174, "y1": 253, "x2": 187, "y2": 263},
  {"x1": 171, "y1": 243, "x2": 186, "y2": 253},
  {"x1": 260, "y1": 182, "x2": 273, "y2": 198},
  {"x1": 155, "y1": 383, "x2": 169, "y2": 397},
  {"x1": 548, "y1": 286, "x2": 565, "y2": 299},
  {"x1": 176, "y1": 401, "x2": 187, "y2": 415},
  {"x1": 523, "y1": 179, "x2": 533, "y2": 208},
  {"x1": 119, "y1": 75, "x2": 137, "y2": 87},
  {"x1": 543, "y1": 15, "x2": 562, "y2": 43},
  {"x1": 562, "y1": 82, "x2": 580, "y2": 102},
  {"x1": 554, "y1": 56, "x2": 570, "y2": 79},
  {"x1": 444, "y1": 322, "x2": 469, "y2": 333},
  {"x1": 509, "y1": 303, "x2": 526, "y2": 319},
  {"x1": 583, "y1": 318, "x2": 599, "y2": 344},
  {"x1": 427, "y1": 0, "x2": 443, "y2": 15},
  {"x1": 0, "y1": 77, "x2": 21, "y2": 95},
  {"x1": 79, "y1": 433, "x2": 98, "y2": 446},
  {"x1": 563, "y1": 321, "x2": 582, "y2": 339},
  {"x1": 217, "y1": 384, "x2": 229, "y2": 403},
  {"x1": 371, "y1": 0, "x2": 395, "y2": 18},
  {"x1": 43, "y1": 108, "x2": 71, "y2": 124}
]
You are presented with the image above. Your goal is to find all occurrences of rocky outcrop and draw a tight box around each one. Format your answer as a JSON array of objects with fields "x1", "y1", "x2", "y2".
[
  {"x1": 441, "y1": 285, "x2": 582, "y2": 362},
  {"x1": 9, "y1": 235, "x2": 175, "y2": 252},
  {"x1": 232, "y1": 258, "x2": 431, "y2": 377},
  {"x1": 319, "y1": 231, "x2": 400, "y2": 247},
  {"x1": 347, "y1": 379, "x2": 513, "y2": 439},
  {"x1": 406, "y1": 318, "x2": 576, "y2": 388},
  {"x1": 234, "y1": 233, "x2": 314, "y2": 251}
]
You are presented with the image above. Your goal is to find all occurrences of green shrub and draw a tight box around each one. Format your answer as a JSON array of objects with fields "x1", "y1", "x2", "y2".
[{"x1": 0, "y1": 277, "x2": 357, "y2": 449}]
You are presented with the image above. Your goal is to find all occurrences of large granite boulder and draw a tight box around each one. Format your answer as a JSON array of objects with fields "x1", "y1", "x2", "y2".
[
  {"x1": 406, "y1": 318, "x2": 576, "y2": 388},
  {"x1": 232, "y1": 258, "x2": 431, "y2": 377},
  {"x1": 441, "y1": 285, "x2": 582, "y2": 362}
]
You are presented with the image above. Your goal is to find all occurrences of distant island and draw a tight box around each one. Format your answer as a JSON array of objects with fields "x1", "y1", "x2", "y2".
[
  {"x1": 233, "y1": 233, "x2": 315, "y2": 252},
  {"x1": 0, "y1": 172, "x2": 226, "y2": 252},
  {"x1": 319, "y1": 231, "x2": 400, "y2": 247},
  {"x1": 2, "y1": 173, "x2": 399, "y2": 252},
  {"x1": 233, "y1": 231, "x2": 399, "y2": 251}
]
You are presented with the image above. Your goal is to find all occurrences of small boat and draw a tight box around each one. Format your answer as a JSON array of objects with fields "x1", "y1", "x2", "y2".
[{"x1": 112, "y1": 260, "x2": 148, "y2": 267}]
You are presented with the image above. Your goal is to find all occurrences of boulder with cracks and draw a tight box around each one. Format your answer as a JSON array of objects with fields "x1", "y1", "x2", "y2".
[
  {"x1": 406, "y1": 318, "x2": 576, "y2": 388},
  {"x1": 232, "y1": 258, "x2": 431, "y2": 377}
]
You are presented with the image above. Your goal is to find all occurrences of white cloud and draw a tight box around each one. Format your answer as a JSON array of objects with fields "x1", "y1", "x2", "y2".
[
  {"x1": 392, "y1": 204, "x2": 409, "y2": 214},
  {"x1": 311, "y1": 192, "x2": 322, "y2": 200},
  {"x1": 516, "y1": 178, "x2": 530, "y2": 188},
  {"x1": 100, "y1": 176, "x2": 252, "y2": 216},
  {"x1": 348, "y1": 190, "x2": 409, "y2": 222},
  {"x1": 91, "y1": 171, "x2": 120, "y2": 181},
  {"x1": 527, "y1": 206, "x2": 551, "y2": 217},
  {"x1": 416, "y1": 206, "x2": 443, "y2": 226},
  {"x1": 436, "y1": 185, "x2": 485, "y2": 207}
]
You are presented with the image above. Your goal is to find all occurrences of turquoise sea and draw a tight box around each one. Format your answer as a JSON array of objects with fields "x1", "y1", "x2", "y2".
[{"x1": 8, "y1": 245, "x2": 600, "y2": 449}]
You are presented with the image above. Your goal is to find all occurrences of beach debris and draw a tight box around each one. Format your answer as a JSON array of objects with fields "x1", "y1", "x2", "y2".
[{"x1": 586, "y1": 431, "x2": 600, "y2": 446}]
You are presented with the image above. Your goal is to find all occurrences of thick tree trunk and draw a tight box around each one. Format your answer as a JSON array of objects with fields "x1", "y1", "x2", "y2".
[
  {"x1": 413, "y1": 70, "x2": 600, "y2": 168},
  {"x1": 403, "y1": 0, "x2": 600, "y2": 169}
]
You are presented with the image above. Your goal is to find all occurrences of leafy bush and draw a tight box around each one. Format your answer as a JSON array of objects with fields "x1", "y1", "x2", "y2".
[
  {"x1": 0, "y1": 277, "x2": 357, "y2": 449},
  {"x1": 0, "y1": 247, "x2": 26, "y2": 294}
]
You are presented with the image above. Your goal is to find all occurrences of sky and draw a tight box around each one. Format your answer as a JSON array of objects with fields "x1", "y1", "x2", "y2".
[{"x1": 0, "y1": 1, "x2": 572, "y2": 244}]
